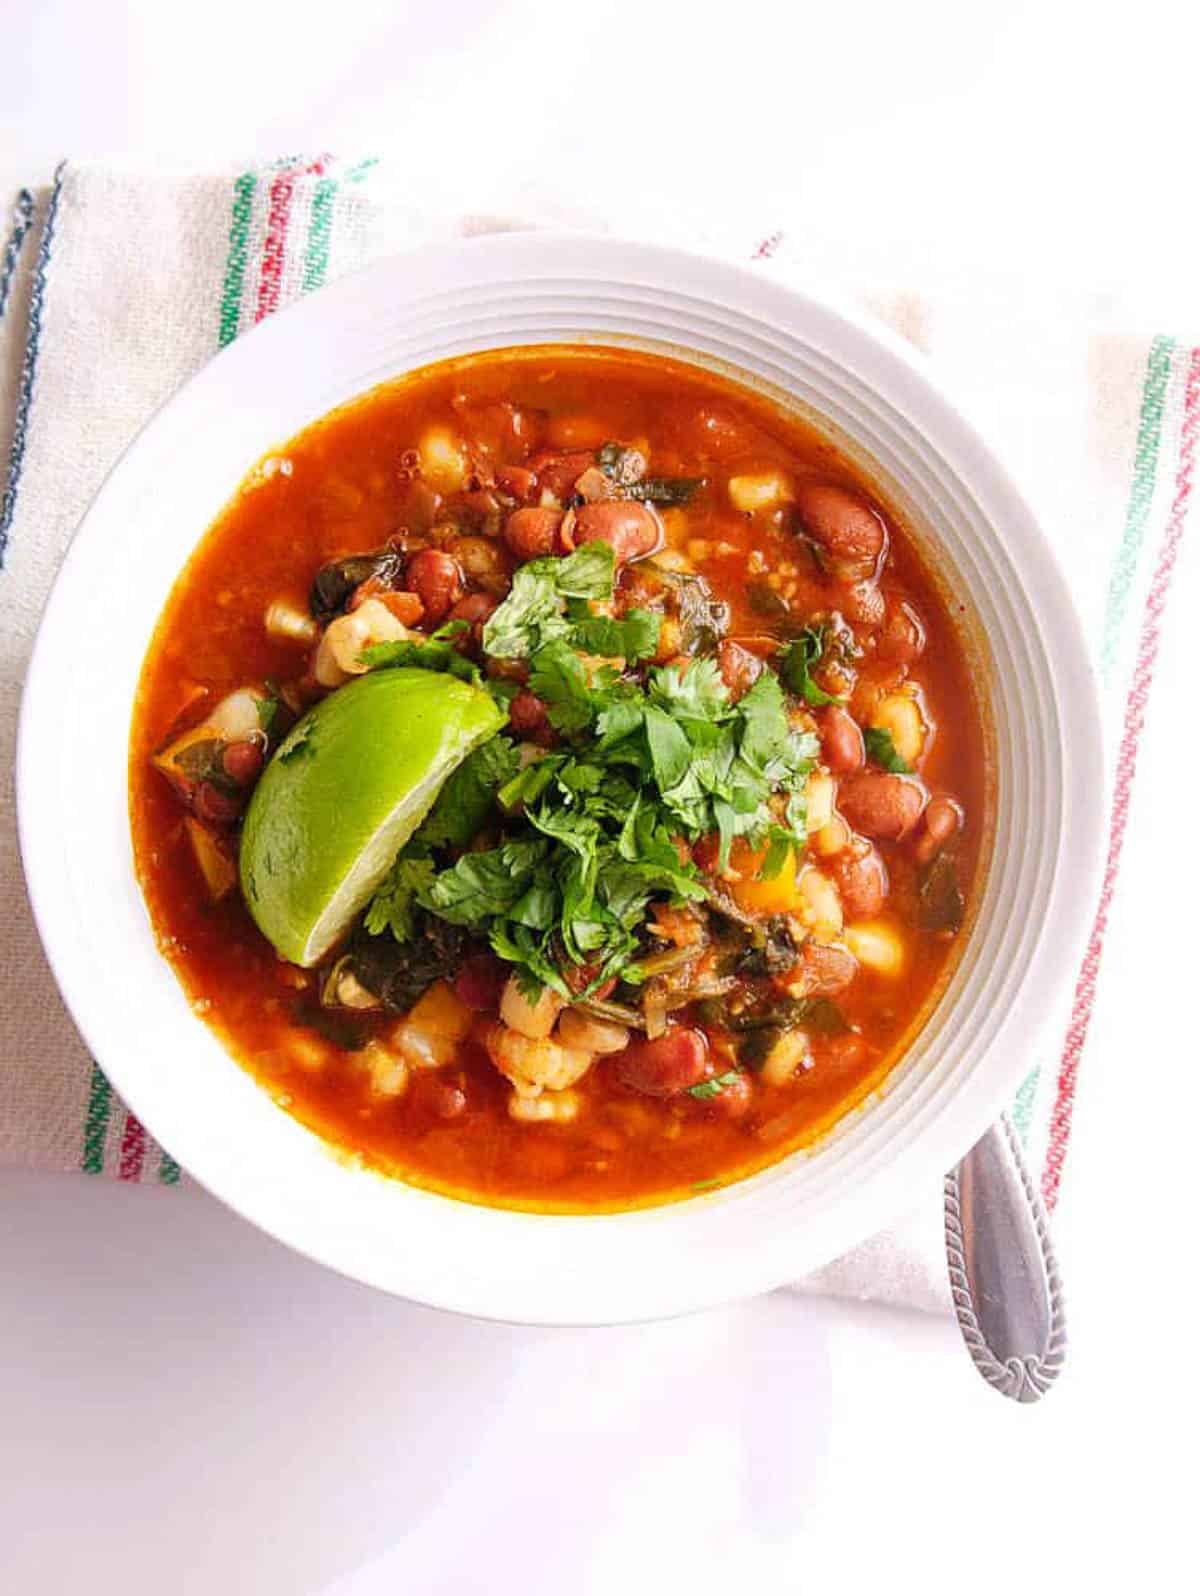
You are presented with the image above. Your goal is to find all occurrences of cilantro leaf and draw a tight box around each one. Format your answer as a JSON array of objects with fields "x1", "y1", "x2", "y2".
[
  {"x1": 423, "y1": 837, "x2": 552, "y2": 926},
  {"x1": 256, "y1": 695, "x2": 278, "y2": 733},
  {"x1": 360, "y1": 635, "x2": 481, "y2": 683},
  {"x1": 779, "y1": 626, "x2": 843, "y2": 706},
  {"x1": 483, "y1": 543, "x2": 616, "y2": 659},
  {"x1": 644, "y1": 703, "x2": 692, "y2": 793},
  {"x1": 647, "y1": 657, "x2": 732, "y2": 726},
  {"x1": 569, "y1": 607, "x2": 662, "y2": 663},
  {"x1": 413, "y1": 736, "x2": 520, "y2": 851},
  {"x1": 527, "y1": 641, "x2": 596, "y2": 734},
  {"x1": 688, "y1": 1069, "x2": 743, "y2": 1100},
  {"x1": 863, "y1": 726, "x2": 913, "y2": 774},
  {"x1": 363, "y1": 856, "x2": 437, "y2": 943}
]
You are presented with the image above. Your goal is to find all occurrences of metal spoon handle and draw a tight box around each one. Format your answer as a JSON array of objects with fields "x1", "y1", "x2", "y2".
[{"x1": 944, "y1": 1113, "x2": 1067, "y2": 1402}]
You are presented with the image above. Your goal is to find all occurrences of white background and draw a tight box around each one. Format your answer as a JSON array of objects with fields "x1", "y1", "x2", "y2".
[{"x1": 1, "y1": 2, "x2": 1197, "y2": 1591}]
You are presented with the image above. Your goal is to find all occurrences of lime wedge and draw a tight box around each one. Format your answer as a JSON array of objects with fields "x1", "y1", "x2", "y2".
[{"x1": 240, "y1": 668, "x2": 503, "y2": 966}]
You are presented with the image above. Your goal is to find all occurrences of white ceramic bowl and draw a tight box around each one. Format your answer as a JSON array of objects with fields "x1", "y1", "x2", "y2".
[{"x1": 17, "y1": 235, "x2": 1103, "y2": 1324}]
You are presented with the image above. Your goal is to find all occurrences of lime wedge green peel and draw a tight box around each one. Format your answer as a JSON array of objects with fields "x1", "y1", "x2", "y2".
[{"x1": 240, "y1": 668, "x2": 503, "y2": 966}]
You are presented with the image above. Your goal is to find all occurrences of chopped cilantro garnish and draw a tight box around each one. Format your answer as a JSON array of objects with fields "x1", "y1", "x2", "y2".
[
  {"x1": 363, "y1": 856, "x2": 437, "y2": 942},
  {"x1": 360, "y1": 634, "x2": 482, "y2": 684},
  {"x1": 863, "y1": 726, "x2": 913, "y2": 774},
  {"x1": 256, "y1": 695, "x2": 278, "y2": 733},
  {"x1": 688, "y1": 1069, "x2": 744, "y2": 1100},
  {"x1": 779, "y1": 625, "x2": 843, "y2": 706}
]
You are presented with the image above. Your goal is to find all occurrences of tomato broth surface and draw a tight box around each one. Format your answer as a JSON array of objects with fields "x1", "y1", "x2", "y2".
[{"x1": 130, "y1": 347, "x2": 989, "y2": 1210}]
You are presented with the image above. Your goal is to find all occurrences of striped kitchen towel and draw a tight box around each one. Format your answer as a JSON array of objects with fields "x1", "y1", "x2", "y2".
[{"x1": 0, "y1": 159, "x2": 1192, "y2": 1311}]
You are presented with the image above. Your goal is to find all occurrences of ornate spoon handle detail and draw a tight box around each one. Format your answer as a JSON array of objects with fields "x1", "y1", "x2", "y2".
[{"x1": 944, "y1": 1114, "x2": 1067, "y2": 1402}]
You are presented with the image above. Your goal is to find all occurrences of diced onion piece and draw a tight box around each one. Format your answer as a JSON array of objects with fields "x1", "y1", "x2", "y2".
[
  {"x1": 208, "y1": 687, "x2": 267, "y2": 741},
  {"x1": 556, "y1": 1009, "x2": 630, "y2": 1055},
  {"x1": 390, "y1": 980, "x2": 472, "y2": 1069},
  {"x1": 418, "y1": 426, "x2": 469, "y2": 492},
  {"x1": 264, "y1": 599, "x2": 319, "y2": 645},
  {"x1": 870, "y1": 692, "x2": 926, "y2": 767},
  {"x1": 728, "y1": 471, "x2": 793, "y2": 514},
  {"x1": 360, "y1": 1040, "x2": 409, "y2": 1097},
  {"x1": 184, "y1": 817, "x2": 236, "y2": 899},
  {"x1": 500, "y1": 976, "x2": 564, "y2": 1040},
  {"x1": 759, "y1": 1029, "x2": 812, "y2": 1088},
  {"x1": 805, "y1": 772, "x2": 836, "y2": 834},
  {"x1": 508, "y1": 1088, "x2": 580, "y2": 1124},
  {"x1": 844, "y1": 920, "x2": 907, "y2": 978},
  {"x1": 796, "y1": 865, "x2": 843, "y2": 942}
]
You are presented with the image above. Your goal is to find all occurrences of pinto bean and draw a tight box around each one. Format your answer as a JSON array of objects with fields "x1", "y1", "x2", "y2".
[
  {"x1": 504, "y1": 506, "x2": 562, "y2": 561},
  {"x1": 718, "y1": 640, "x2": 764, "y2": 702},
  {"x1": 838, "y1": 772, "x2": 928, "y2": 840},
  {"x1": 913, "y1": 796, "x2": 964, "y2": 865},
  {"x1": 819, "y1": 705, "x2": 865, "y2": 773},
  {"x1": 830, "y1": 841, "x2": 889, "y2": 919},
  {"x1": 613, "y1": 1027, "x2": 710, "y2": 1097},
  {"x1": 573, "y1": 500, "x2": 662, "y2": 563},
  {"x1": 405, "y1": 548, "x2": 463, "y2": 623},
  {"x1": 445, "y1": 534, "x2": 510, "y2": 594},
  {"x1": 791, "y1": 481, "x2": 888, "y2": 580},
  {"x1": 878, "y1": 600, "x2": 926, "y2": 664}
]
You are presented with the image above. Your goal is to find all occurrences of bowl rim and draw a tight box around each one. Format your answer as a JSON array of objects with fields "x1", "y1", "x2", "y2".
[{"x1": 16, "y1": 232, "x2": 1105, "y2": 1324}]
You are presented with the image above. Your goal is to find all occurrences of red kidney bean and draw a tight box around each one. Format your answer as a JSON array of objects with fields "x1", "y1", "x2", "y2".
[
  {"x1": 878, "y1": 600, "x2": 926, "y2": 664},
  {"x1": 496, "y1": 464, "x2": 539, "y2": 503},
  {"x1": 508, "y1": 689, "x2": 553, "y2": 743},
  {"x1": 531, "y1": 449, "x2": 595, "y2": 500},
  {"x1": 838, "y1": 772, "x2": 928, "y2": 840},
  {"x1": 818, "y1": 705, "x2": 865, "y2": 773},
  {"x1": 447, "y1": 591, "x2": 498, "y2": 652},
  {"x1": 503, "y1": 506, "x2": 562, "y2": 561},
  {"x1": 838, "y1": 580, "x2": 885, "y2": 628},
  {"x1": 221, "y1": 740, "x2": 264, "y2": 787},
  {"x1": 453, "y1": 952, "x2": 508, "y2": 1012},
  {"x1": 573, "y1": 501, "x2": 661, "y2": 564},
  {"x1": 613, "y1": 1028, "x2": 710, "y2": 1097},
  {"x1": 405, "y1": 548, "x2": 463, "y2": 623},
  {"x1": 792, "y1": 481, "x2": 888, "y2": 581},
  {"x1": 194, "y1": 781, "x2": 243, "y2": 825},
  {"x1": 792, "y1": 939, "x2": 859, "y2": 997},
  {"x1": 830, "y1": 842, "x2": 889, "y2": 919},
  {"x1": 913, "y1": 796, "x2": 964, "y2": 866},
  {"x1": 717, "y1": 640, "x2": 764, "y2": 702}
]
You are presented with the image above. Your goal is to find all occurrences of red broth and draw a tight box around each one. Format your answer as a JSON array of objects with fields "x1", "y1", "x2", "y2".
[{"x1": 129, "y1": 347, "x2": 989, "y2": 1210}]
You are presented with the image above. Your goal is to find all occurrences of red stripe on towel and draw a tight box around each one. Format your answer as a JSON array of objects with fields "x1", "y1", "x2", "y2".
[
  {"x1": 255, "y1": 157, "x2": 326, "y2": 324},
  {"x1": 117, "y1": 1111, "x2": 148, "y2": 1182},
  {"x1": 1042, "y1": 344, "x2": 1200, "y2": 1211}
]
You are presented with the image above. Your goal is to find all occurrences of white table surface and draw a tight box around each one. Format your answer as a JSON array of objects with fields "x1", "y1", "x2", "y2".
[{"x1": 2, "y1": 2, "x2": 1197, "y2": 1591}]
